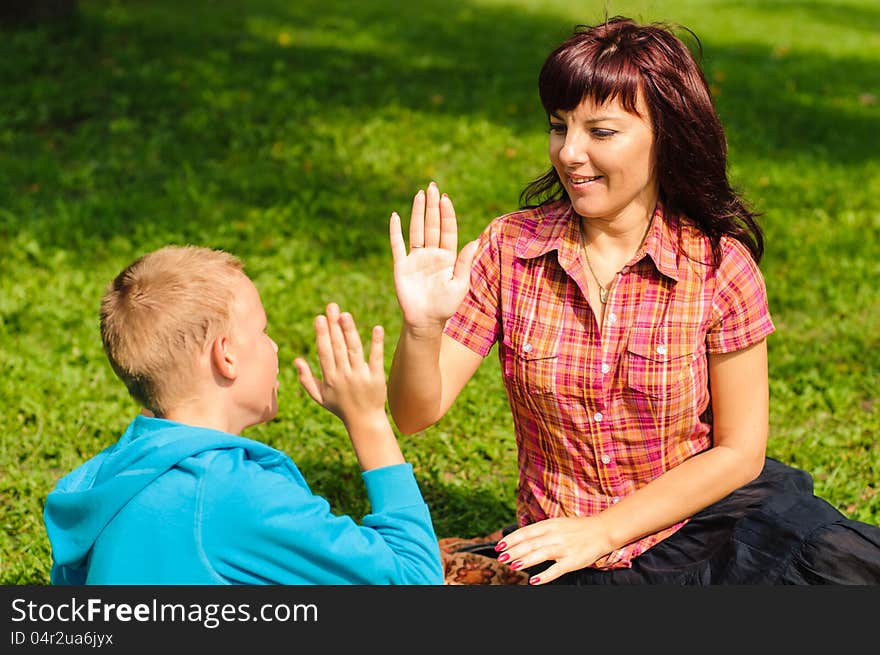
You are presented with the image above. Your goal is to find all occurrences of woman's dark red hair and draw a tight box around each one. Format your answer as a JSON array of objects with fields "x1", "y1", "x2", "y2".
[{"x1": 520, "y1": 16, "x2": 764, "y2": 264}]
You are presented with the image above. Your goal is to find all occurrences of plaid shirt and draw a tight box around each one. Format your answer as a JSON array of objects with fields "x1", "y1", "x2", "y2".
[{"x1": 444, "y1": 200, "x2": 775, "y2": 569}]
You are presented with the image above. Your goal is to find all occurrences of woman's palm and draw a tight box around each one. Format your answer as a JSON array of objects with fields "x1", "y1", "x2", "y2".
[{"x1": 389, "y1": 183, "x2": 478, "y2": 329}]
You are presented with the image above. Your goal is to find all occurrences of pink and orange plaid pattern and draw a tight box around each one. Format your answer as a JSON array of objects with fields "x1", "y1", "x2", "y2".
[{"x1": 445, "y1": 200, "x2": 775, "y2": 569}]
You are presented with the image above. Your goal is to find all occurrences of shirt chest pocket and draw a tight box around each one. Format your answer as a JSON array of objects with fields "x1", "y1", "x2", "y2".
[
  {"x1": 502, "y1": 330, "x2": 559, "y2": 396},
  {"x1": 625, "y1": 336, "x2": 696, "y2": 399}
]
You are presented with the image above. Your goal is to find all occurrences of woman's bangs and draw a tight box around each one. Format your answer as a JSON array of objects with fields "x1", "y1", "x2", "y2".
[{"x1": 540, "y1": 49, "x2": 641, "y2": 114}]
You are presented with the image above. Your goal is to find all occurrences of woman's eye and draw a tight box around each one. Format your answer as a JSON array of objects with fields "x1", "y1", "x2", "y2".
[
  {"x1": 592, "y1": 128, "x2": 616, "y2": 138},
  {"x1": 548, "y1": 123, "x2": 566, "y2": 134}
]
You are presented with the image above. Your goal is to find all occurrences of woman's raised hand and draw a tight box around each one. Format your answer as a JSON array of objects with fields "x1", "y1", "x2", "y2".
[{"x1": 389, "y1": 182, "x2": 479, "y2": 330}]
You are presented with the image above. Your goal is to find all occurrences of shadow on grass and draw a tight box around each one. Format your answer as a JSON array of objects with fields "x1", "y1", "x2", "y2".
[
  {"x1": 0, "y1": 0, "x2": 877, "y2": 264},
  {"x1": 296, "y1": 456, "x2": 516, "y2": 539}
]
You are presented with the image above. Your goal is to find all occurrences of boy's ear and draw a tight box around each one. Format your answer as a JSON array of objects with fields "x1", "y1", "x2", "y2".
[{"x1": 211, "y1": 334, "x2": 237, "y2": 381}]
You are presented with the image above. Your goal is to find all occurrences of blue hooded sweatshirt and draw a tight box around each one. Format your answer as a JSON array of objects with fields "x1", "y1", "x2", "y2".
[{"x1": 43, "y1": 415, "x2": 443, "y2": 584}]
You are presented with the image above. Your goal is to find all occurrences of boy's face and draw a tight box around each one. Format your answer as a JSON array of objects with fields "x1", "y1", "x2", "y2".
[{"x1": 228, "y1": 272, "x2": 280, "y2": 428}]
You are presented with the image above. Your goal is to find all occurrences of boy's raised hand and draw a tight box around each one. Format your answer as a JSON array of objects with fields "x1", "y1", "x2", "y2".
[
  {"x1": 294, "y1": 303, "x2": 404, "y2": 471},
  {"x1": 294, "y1": 303, "x2": 386, "y2": 426},
  {"x1": 389, "y1": 181, "x2": 479, "y2": 330}
]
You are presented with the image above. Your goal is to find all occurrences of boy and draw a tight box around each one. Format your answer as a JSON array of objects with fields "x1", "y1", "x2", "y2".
[{"x1": 43, "y1": 245, "x2": 443, "y2": 584}]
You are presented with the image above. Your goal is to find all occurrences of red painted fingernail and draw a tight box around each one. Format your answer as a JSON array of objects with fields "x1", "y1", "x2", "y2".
[
  {"x1": 495, "y1": 541, "x2": 506, "y2": 552},
  {"x1": 529, "y1": 576, "x2": 540, "y2": 585},
  {"x1": 510, "y1": 561, "x2": 522, "y2": 570},
  {"x1": 497, "y1": 552, "x2": 510, "y2": 563}
]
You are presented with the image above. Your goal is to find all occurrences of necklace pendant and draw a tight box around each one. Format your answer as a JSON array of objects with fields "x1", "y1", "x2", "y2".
[{"x1": 599, "y1": 287, "x2": 608, "y2": 304}]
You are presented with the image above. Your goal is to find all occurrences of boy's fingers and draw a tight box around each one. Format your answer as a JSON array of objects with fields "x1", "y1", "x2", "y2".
[
  {"x1": 424, "y1": 182, "x2": 441, "y2": 248},
  {"x1": 409, "y1": 188, "x2": 425, "y2": 249},
  {"x1": 326, "y1": 303, "x2": 350, "y2": 372},
  {"x1": 313, "y1": 315, "x2": 335, "y2": 378},
  {"x1": 338, "y1": 312, "x2": 364, "y2": 367},
  {"x1": 293, "y1": 358, "x2": 323, "y2": 405},
  {"x1": 438, "y1": 192, "x2": 458, "y2": 252},
  {"x1": 368, "y1": 325, "x2": 385, "y2": 375}
]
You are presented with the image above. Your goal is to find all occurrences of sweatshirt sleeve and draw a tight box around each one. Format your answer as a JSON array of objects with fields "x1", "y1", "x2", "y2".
[{"x1": 199, "y1": 451, "x2": 443, "y2": 585}]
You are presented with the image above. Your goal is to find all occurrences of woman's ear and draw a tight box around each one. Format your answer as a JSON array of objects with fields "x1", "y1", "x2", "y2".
[{"x1": 211, "y1": 334, "x2": 237, "y2": 381}]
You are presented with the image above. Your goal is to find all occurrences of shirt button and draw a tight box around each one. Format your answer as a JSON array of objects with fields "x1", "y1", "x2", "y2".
[
  {"x1": 607, "y1": 313, "x2": 618, "y2": 325},
  {"x1": 612, "y1": 496, "x2": 620, "y2": 504},
  {"x1": 593, "y1": 412, "x2": 603, "y2": 423},
  {"x1": 656, "y1": 344, "x2": 667, "y2": 355},
  {"x1": 522, "y1": 343, "x2": 533, "y2": 353},
  {"x1": 600, "y1": 363, "x2": 610, "y2": 374},
  {"x1": 601, "y1": 454, "x2": 612, "y2": 465}
]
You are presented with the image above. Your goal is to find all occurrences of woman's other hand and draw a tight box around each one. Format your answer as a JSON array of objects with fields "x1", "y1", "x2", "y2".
[{"x1": 495, "y1": 516, "x2": 616, "y2": 585}]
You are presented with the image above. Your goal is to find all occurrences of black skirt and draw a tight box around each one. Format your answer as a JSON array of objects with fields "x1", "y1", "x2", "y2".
[{"x1": 552, "y1": 457, "x2": 880, "y2": 585}]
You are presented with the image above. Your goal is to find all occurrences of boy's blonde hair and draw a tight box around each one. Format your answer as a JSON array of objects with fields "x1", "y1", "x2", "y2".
[{"x1": 100, "y1": 245, "x2": 245, "y2": 416}]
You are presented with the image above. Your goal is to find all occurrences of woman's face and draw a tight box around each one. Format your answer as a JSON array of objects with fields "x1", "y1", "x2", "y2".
[{"x1": 548, "y1": 92, "x2": 658, "y2": 225}]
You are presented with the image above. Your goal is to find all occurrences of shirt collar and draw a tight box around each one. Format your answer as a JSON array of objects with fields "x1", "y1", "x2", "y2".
[{"x1": 513, "y1": 201, "x2": 683, "y2": 282}]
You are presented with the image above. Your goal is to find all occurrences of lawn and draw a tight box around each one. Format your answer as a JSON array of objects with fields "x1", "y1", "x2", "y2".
[{"x1": 1, "y1": 0, "x2": 877, "y2": 585}]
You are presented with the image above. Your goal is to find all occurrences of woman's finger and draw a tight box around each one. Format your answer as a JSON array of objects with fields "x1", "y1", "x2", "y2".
[
  {"x1": 526, "y1": 562, "x2": 565, "y2": 586},
  {"x1": 408, "y1": 188, "x2": 425, "y2": 250},
  {"x1": 438, "y1": 192, "x2": 458, "y2": 253},
  {"x1": 423, "y1": 181, "x2": 441, "y2": 248},
  {"x1": 389, "y1": 212, "x2": 408, "y2": 266},
  {"x1": 453, "y1": 239, "x2": 479, "y2": 284}
]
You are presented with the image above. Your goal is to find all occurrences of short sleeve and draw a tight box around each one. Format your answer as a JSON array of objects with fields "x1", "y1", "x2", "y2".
[
  {"x1": 443, "y1": 221, "x2": 502, "y2": 357},
  {"x1": 706, "y1": 238, "x2": 776, "y2": 354}
]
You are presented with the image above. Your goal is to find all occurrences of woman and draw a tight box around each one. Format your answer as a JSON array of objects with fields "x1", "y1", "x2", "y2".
[{"x1": 387, "y1": 16, "x2": 880, "y2": 584}]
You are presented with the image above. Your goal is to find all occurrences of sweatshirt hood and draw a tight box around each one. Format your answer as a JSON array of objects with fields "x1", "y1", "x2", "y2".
[{"x1": 43, "y1": 415, "x2": 279, "y2": 581}]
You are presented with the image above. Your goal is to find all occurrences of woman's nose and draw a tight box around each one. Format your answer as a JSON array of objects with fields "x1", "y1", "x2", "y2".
[{"x1": 558, "y1": 130, "x2": 587, "y2": 166}]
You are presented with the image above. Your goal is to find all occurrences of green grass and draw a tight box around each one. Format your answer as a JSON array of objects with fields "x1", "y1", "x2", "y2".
[{"x1": 1, "y1": 0, "x2": 878, "y2": 584}]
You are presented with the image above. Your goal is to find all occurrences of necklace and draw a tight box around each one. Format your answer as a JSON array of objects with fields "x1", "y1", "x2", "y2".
[
  {"x1": 579, "y1": 217, "x2": 652, "y2": 305},
  {"x1": 582, "y1": 240, "x2": 610, "y2": 304}
]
